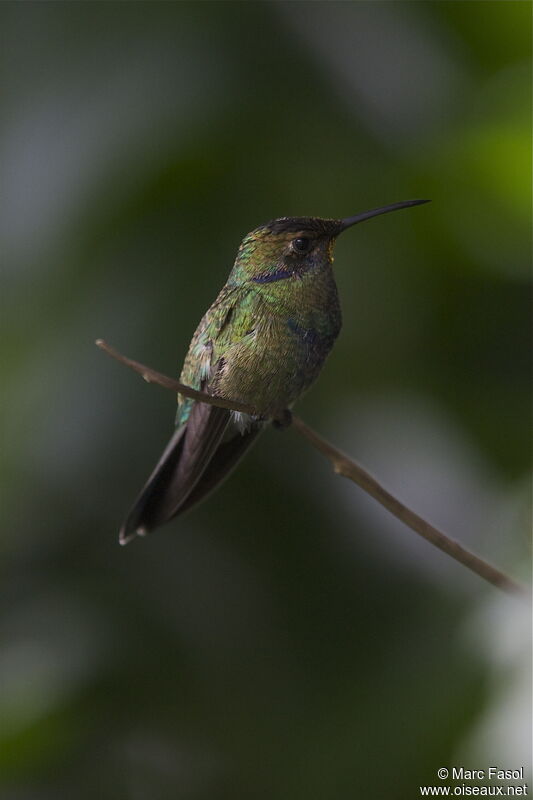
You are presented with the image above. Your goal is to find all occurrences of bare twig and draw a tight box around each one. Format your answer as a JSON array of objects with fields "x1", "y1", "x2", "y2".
[
  {"x1": 291, "y1": 417, "x2": 527, "y2": 597},
  {"x1": 96, "y1": 339, "x2": 528, "y2": 598}
]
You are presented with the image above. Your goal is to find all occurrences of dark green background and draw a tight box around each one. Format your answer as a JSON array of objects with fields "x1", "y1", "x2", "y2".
[{"x1": 1, "y1": 2, "x2": 531, "y2": 798}]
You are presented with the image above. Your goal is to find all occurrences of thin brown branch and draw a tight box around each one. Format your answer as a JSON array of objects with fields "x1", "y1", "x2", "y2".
[
  {"x1": 96, "y1": 339, "x2": 528, "y2": 598},
  {"x1": 291, "y1": 417, "x2": 528, "y2": 598}
]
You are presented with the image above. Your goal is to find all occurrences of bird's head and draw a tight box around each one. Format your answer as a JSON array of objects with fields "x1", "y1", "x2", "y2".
[{"x1": 229, "y1": 200, "x2": 429, "y2": 285}]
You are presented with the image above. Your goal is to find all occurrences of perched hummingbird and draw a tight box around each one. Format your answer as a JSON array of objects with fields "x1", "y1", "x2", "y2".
[{"x1": 119, "y1": 199, "x2": 428, "y2": 544}]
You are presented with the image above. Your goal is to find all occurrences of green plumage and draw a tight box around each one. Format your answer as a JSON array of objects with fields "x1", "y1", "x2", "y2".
[
  {"x1": 120, "y1": 201, "x2": 428, "y2": 543},
  {"x1": 178, "y1": 266, "x2": 341, "y2": 422}
]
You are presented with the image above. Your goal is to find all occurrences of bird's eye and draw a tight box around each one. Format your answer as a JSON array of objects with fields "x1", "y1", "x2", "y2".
[{"x1": 292, "y1": 237, "x2": 312, "y2": 254}]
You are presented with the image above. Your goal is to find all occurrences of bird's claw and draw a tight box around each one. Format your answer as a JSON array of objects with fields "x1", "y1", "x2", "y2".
[{"x1": 272, "y1": 409, "x2": 292, "y2": 430}]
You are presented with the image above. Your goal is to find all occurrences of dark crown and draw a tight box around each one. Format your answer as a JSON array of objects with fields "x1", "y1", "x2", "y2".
[{"x1": 261, "y1": 217, "x2": 342, "y2": 236}]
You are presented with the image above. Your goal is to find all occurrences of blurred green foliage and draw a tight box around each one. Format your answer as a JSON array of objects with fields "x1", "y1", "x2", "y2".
[{"x1": 1, "y1": 2, "x2": 531, "y2": 798}]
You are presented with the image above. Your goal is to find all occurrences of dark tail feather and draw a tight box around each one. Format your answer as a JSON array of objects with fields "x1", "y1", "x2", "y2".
[
  {"x1": 119, "y1": 404, "x2": 230, "y2": 544},
  {"x1": 177, "y1": 422, "x2": 263, "y2": 515}
]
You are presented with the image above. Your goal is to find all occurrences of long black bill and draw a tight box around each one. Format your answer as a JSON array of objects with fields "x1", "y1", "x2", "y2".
[{"x1": 339, "y1": 199, "x2": 430, "y2": 232}]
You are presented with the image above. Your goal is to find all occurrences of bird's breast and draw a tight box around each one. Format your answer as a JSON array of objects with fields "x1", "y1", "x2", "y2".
[{"x1": 215, "y1": 284, "x2": 341, "y2": 416}]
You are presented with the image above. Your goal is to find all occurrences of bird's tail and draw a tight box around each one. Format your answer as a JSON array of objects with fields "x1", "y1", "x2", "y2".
[{"x1": 119, "y1": 404, "x2": 262, "y2": 544}]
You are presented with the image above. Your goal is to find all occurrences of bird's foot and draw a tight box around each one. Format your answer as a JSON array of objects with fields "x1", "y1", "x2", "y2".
[{"x1": 272, "y1": 409, "x2": 292, "y2": 430}]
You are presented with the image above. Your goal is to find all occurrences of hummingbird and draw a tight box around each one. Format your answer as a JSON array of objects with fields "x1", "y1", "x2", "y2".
[{"x1": 119, "y1": 199, "x2": 428, "y2": 544}]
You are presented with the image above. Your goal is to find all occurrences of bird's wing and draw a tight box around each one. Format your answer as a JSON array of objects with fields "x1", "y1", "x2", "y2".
[
  {"x1": 119, "y1": 285, "x2": 258, "y2": 544},
  {"x1": 176, "y1": 420, "x2": 263, "y2": 516},
  {"x1": 160, "y1": 284, "x2": 265, "y2": 519},
  {"x1": 177, "y1": 284, "x2": 246, "y2": 426}
]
